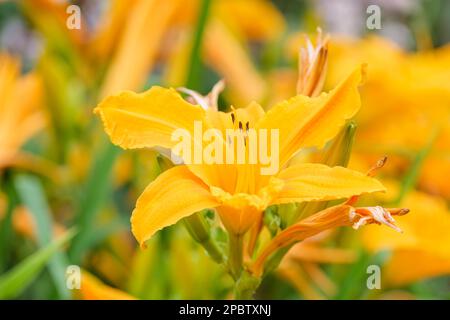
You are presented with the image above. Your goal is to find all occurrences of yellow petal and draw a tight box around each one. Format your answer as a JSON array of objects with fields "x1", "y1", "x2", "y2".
[
  {"x1": 256, "y1": 65, "x2": 365, "y2": 168},
  {"x1": 94, "y1": 86, "x2": 206, "y2": 150},
  {"x1": 206, "y1": 101, "x2": 265, "y2": 131},
  {"x1": 273, "y1": 163, "x2": 385, "y2": 204},
  {"x1": 131, "y1": 166, "x2": 219, "y2": 247},
  {"x1": 78, "y1": 271, "x2": 136, "y2": 300},
  {"x1": 211, "y1": 186, "x2": 265, "y2": 235}
]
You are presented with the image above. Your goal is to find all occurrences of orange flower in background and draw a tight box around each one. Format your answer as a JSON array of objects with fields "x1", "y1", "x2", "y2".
[
  {"x1": 325, "y1": 36, "x2": 450, "y2": 199},
  {"x1": 77, "y1": 271, "x2": 136, "y2": 300},
  {"x1": 0, "y1": 54, "x2": 45, "y2": 170},
  {"x1": 363, "y1": 188, "x2": 450, "y2": 287}
]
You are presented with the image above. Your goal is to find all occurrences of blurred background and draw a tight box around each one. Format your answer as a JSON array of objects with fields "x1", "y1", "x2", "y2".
[{"x1": 0, "y1": 0, "x2": 449, "y2": 300}]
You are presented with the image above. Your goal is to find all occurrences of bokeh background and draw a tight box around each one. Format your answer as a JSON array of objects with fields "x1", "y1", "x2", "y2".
[{"x1": 0, "y1": 0, "x2": 449, "y2": 299}]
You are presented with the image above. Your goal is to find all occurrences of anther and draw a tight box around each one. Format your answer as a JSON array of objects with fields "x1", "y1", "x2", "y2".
[{"x1": 231, "y1": 113, "x2": 235, "y2": 124}]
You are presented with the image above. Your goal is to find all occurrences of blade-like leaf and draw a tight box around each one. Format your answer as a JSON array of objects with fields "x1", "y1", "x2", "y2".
[
  {"x1": 14, "y1": 174, "x2": 71, "y2": 299},
  {"x1": 69, "y1": 142, "x2": 120, "y2": 263},
  {"x1": 0, "y1": 229, "x2": 76, "y2": 299}
]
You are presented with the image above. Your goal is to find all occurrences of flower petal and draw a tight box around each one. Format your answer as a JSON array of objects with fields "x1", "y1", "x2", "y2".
[
  {"x1": 272, "y1": 163, "x2": 385, "y2": 204},
  {"x1": 78, "y1": 271, "x2": 136, "y2": 300},
  {"x1": 131, "y1": 166, "x2": 219, "y2": 247},
  {"x1": 256, "y1": 65, "x2": 365, "y2": 168},
  {"x1": 94, "y1": 86, "x2": 206, "y2": 150}
]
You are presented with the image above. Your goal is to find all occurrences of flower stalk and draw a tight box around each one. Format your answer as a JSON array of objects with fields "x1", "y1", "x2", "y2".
[
  {"x1": 234, "y1": 271, "x2": 261, "y2": 300},
  {"x1": 183, "y1": 212, "x2": 224, "y2": 264},
  {"x1": 228, "y1": 232, "x2": 244, "y2": 280}
]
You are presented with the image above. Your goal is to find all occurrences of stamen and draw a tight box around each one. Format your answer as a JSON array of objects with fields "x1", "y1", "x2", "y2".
[
  {"x1": 346, "y1": 156, "x2": 388, "y2": 206},
  {"x1": 238, "y1": 121, "x2": 243, "y2": 131},
  {"x1": 231, "y1": 113, "x2": 235, "y2": 124},
  {"x1": 387, "y1": 208, "x2": 410, "y2": 216},
  {"x1": 367, "y1": 156, "x2": 387, "y2": 177},
  {"x1": 245, "y1": 121, "x2": 249, "y2": 132}
]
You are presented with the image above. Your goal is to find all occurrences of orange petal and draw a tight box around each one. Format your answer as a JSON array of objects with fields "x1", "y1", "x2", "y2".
[
  {"x1": 94, "y1": 86, "x2": 206, "y2": 150},
  {"x1": 131, "y1": 166, "x2": 219, "y2": 247},
  {"x1": 256, "y1": 65, "x2": 365, "y2": 168},
  {"x1": 273, "y1": 163, "x2": 385, "y2": 204},
  {"x1": 78, "y1": 271, "x2": 136, "y2": 300}
]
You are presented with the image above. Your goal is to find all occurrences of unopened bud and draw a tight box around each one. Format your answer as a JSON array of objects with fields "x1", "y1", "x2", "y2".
[{"x1": 297, "y1": 29, "x2": 329, "y2": 97}]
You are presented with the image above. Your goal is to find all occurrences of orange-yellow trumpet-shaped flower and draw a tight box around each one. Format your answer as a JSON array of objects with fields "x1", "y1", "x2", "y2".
[
  {"x1": 0, "y1": 54, "x2": 46, "y2": 170},
  {"x1": 95, "y1": 64, "x2": 391, "y2": 247}
]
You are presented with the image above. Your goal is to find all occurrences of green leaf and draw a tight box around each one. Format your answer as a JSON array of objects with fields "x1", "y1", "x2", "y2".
[
  {"x1": 0, "y1": 178, "x2": 16, "y2": 273},
  {"x1": 185, "y1": 0, "x2": 213, "y2": 90},
  {"x1": 69, "y1": 142, "x2": 121, "y2": 263},
  {"x1": 14, "y1": 174, "x2": 72, "y2": 299},
  {"x1": 393, "y1": 130, "x2": 438, "y2": 205},
  {"x1": 0, "y1": 229, "x2": 76, "y2": 299}
]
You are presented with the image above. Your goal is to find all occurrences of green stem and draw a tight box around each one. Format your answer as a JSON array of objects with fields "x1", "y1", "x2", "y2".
[
  {"x1": 0, "y1": 174, "x2": 16, "y2": 273},
  {"x1": 393, "y1": 130, "x2": 437, "y2": 205},
  {"x1": 184, "y1": 213, "x2": 224, "y2": 264},
  {"x1": 69, "y1": 141, "x2": 121, "y2": 263},
  {"x1": 234, "y1": 271, "x2": 261, "y2": 300},
  {"x1": 185, "y1": 0, "x2": 213, "y2": 90},
  {"x1": 228, "y1": 233, "x2": 243, "y2": 280}
]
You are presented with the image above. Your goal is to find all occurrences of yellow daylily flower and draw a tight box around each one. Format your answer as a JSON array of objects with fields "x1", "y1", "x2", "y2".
[
  {"x1": 95, "y1": 65, "x2": 389, "y2": 247},
  {"x1": 0, "y1": 54, "x2": 46, "y2": 170}
]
